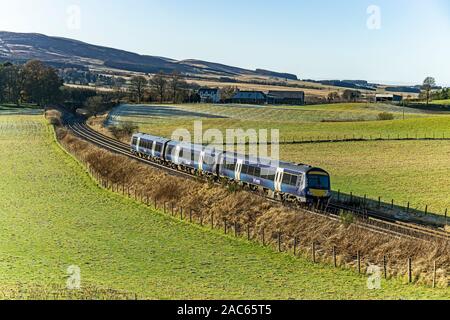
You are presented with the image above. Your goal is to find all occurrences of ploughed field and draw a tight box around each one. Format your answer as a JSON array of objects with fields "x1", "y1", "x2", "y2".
[
  {"x1": 107, "y1": 103, "x2": 450, "y2": 215},
  {"x1": 0, "y1": 114, "x2": 448, "y2": 299}
]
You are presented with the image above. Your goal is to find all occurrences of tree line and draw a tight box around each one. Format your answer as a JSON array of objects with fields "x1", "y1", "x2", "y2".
[
  {"x1": 128, "y1": 71, "x2": 200, "y2": 104},
  {"x1": 0, "y1": 60, "x2": 63, "y2": 106}
]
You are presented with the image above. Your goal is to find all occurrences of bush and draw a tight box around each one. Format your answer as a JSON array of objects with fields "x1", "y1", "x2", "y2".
[
  {"x1": 109, "y1": 121, "x2": 138, "y2": 139},
  {"x1": 340, "y1": 211, "x2": 354, "y2": 226},
  {"x1": 377, "y1": 112, "x2": 394, "y2": 121}
]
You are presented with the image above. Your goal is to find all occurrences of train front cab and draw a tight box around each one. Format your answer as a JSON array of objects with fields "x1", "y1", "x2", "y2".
[{"x1": 305, "y1": 168, "x2": 331, "y2": 203}]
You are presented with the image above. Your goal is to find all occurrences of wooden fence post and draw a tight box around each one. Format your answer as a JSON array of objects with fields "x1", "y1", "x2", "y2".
[
  {"x1": 433, "y1": 261, "x2": 437, "y2": 289},
  {"x1": 357, "y1": 251, "x2": 361, "y2": 274},
  {"x1": 408, "y1": 258, "x2": 413, "y2": 283},
  {"x1": 262, "y1": 229, "x2": 265, "y2": 246},
  {"x1": 189, "y1": 208, "x2": 193, "y2": 223},
  {"x1": 211, "y1": 214, "x2": 214, "y2": 229},
  {"x1": 383, "y1": 256, "x2": 388, "y2": 279},
  {"x1": 234, "y1": 221, "x2": 238, "y2": 237},
  {"x1": 224, "y1": 219, "x2": 228, "y2": 234},
  {"x1": 333, "y1": 246, "x2": 337, "y2": 268},
  {"x1": 278, "y1": 232, "x2": 282, "y2": 253},
  {"x1": 180, "y1": 207, "x2": 183, "y2": 220},
  {"x1": 312, "y1": 242, "x2": 316, "y2": 263},
  {"x1": 247, "y1": 225, "x2": 251, "y2": 241},
  {"x1": 294, "y1": 237, "x2": 298, "y2": 256}
]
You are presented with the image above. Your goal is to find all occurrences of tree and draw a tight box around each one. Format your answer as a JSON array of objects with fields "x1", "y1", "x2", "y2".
[
  {"x1": 149, "y1": 72, "x2": 168, "y2": 103},
  {"x1": 22, "y1": 60, "x2": 62, "y2": 106},
  {"x1": 220, "y1": 86, "x2": 238, "y2": 102},
  {"x1": 0, "y1": 64, "x2": 6, "y2": 103},
  {"x1": 3, "y1": 64, "x2": 24, "y2": 105},
  {"x1": 327, "y1": 91, "x2": 340, "y2": 103},
  {"x1": 422, "y1": 77, "x2": 436, "y2": 105},
  {"x1": 169, "y1": 71, "x2": 185, "y2": 103},
  {"x1": 342, "y1": 90, "x2": 361, "y2": 102},
  {"x1": 84, "y1": 95, "x2": 104, "y2": 117},
  {"x1": 130, "y1": 75, "x2": 147, "y2": 103}
]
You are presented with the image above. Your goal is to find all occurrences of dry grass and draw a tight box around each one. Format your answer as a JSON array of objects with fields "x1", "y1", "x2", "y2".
[{"x1": 48, "y1": 109, "x2": 449, "y2": 288}]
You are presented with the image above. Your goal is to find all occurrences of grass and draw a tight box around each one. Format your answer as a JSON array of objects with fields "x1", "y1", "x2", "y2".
[
  {"x1": 109, "y1": 103, "x2": 450, "y2": 142},
  {"x1": 0, "y1": 104, "x2": 43, "y2": 115},
  {"x1": 106, "y1": 103, "x2": 450, "y2": 216},
  {"x1": 431, "y1": 99, "x2": 450, "y2": 106},
  {"x1": 0, "y1": 114, "x2": 448, "y2": 299},
  {"x1": 280, "y1": 140, "x2": 450, "y2": 214}
]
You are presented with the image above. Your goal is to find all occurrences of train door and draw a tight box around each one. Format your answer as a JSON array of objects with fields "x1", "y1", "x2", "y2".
[
  {"x1": 274, "y1": 168, "x2": 284, "y2": 192},
  {"x1": 136, "y1": 137, "x2": 141, "y2": 153},
  {"x1": 198, "y1": 151, "x2": 205, "y2": 172},
  {"x1": 235, "y1": 159, "x2": 243, "y2": 181},
  {"x1": 151, "y1": 141, "x2": 156, "y2": 157},
  {"x1": 174, "y1": 145, "x2": 181, "y2": 164}
]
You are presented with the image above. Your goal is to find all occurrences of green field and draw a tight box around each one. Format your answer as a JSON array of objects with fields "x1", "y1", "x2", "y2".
[
  {"x1": 431, "y1": 99, "x2": 450, "y2": 106},
  {"x1": 280, "y1": 141, "x2": 450, "y2": 214},
  {"x1": 106, "y1": 103, "x2": 450, "y2": 214},
  {"x1": 108, "y1": 103, "x2": 450, "y2": 141},
  {"x1": 0, "y1": 114, "x2": 448, "y2": 299}
]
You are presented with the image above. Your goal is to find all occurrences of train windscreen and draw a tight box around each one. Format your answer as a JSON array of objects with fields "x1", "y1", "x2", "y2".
[{"x1": 307, "y1": 175, "x2": 330, "y2": 190}]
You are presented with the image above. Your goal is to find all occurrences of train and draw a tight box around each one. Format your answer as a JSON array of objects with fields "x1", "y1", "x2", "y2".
[{"x1": 130, "y1": 133, "x2": 331, "y2": 204}]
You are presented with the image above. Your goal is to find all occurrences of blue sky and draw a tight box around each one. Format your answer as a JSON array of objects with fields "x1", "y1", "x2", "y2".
[{"x1": 1, "y1": 0, "x2": 449, "y2": 85}]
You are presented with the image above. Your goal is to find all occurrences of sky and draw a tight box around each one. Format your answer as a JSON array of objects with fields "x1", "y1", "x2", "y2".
[{"x1": 1, "y1": 0, "x2": 449, "y2": 86}]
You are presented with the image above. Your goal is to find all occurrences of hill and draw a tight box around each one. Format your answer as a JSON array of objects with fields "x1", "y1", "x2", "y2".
[{"x1": 0, "y1": 31, "x2": 297, "y2": 79}]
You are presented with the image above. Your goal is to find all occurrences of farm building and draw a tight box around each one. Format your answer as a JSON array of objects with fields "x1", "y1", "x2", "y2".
[
  {"x1": 376, "y1": 93, "x2": 403, "y2": 103},
  {"x1": 267, "y1": 90, "x2": 305, "y2": 105},
  {"x1": 231, "y1": 91, "x2": 267, "y2": 104},
  {"x1": 198, "y1": 88, "x2": 221, "y2": 103}
]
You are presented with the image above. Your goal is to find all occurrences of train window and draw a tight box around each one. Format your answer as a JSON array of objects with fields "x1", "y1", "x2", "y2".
[
  {"x1": 155, "y1": 143, "x2": 162, "y2": 153},
  {"x1": 167, "y1": 145, "x2": 174, "y2": 156},
  {"x1": 254, "y1": 167, "x2": 261, "y2": 177},
  {"x1": 260, "y1": 168, "x2": 275, "y2": 180},
  {"x1": 282, "y1": 173, "x2": 299, "y2": 186},
  {"x1": 282, "y1": 174, "x2": 291, "y2": 185},
  {"x1": 290, "y1": 175, "x2": 298, "y2": 186},
  {"x1": 179, "y1": 149, "x2": 184, "y2": 158},
  {"x1": 132, "y1": 137, "x2": 138, "y2": 146}
]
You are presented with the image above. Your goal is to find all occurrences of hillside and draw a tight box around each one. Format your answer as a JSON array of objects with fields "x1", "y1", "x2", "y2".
[{"x1": 0, "y1": 31, "x2": 297, "y2": 79}]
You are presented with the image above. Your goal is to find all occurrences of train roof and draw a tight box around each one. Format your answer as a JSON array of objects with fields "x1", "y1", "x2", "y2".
[{"x1": 134, "y1": 133, "x2": 171, "y2": 144}]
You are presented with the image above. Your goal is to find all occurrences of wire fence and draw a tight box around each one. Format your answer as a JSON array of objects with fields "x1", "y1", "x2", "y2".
[{"x1": 56, "y1": 133, "x2": 450, "y2": 290}]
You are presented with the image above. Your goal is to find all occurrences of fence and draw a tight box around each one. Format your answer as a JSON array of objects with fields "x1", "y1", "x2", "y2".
[
  {"x1": 199, "y1": 132, "x2": 450, "y2": 147},
  {"x1": 332, "y1": 190, "x2": 449, "y2": 228},
  {"x1": 57, "y1": 133, "x2": 449, "y2": 290}
]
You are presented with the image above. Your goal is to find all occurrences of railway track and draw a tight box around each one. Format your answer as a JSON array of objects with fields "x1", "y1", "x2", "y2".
[{"x1": 66, "y1": 120, "x2": 450, "y2": 242}]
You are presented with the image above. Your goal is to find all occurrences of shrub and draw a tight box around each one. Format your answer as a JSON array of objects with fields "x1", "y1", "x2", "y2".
[
  {"x1": 340, "y1": 211, "x2": 355, "y2": 226},
  {"x1": 377, "y1": 112, "x2": 394, "y2": 121},
  {"x1": 109, "y1": 121, "x2": 138, "y2": 139}
]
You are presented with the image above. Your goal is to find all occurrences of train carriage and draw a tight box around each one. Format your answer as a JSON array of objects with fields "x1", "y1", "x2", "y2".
[
  {"x1": 131, "y1": 133, "x2": 331, "y2": 204},
  {"x1": 131, "y1": 133, "x2": 170, "y2": 161},
  {"x1": 164, "y1": 141, "x2": 218, "y2": 175}
]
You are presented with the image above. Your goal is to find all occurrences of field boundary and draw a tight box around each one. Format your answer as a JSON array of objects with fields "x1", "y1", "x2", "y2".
[{"x1": 47, "y1": 113, "x2": 449, "y2": 290}]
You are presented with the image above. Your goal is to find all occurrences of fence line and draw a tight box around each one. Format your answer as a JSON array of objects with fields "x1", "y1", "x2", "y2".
[{"x1": 58, "y1": 138, "x2": 448, "y2": 290}]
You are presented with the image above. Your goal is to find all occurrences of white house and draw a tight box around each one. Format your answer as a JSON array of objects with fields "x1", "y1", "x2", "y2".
[{"x1": 198, "y1": 88, "x2": 221, "y2": 103}]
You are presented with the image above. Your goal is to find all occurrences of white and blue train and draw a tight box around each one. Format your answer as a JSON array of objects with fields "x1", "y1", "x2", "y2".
[{"x1": 131, "y1": 133, "x2": 331, "y2": 203}]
